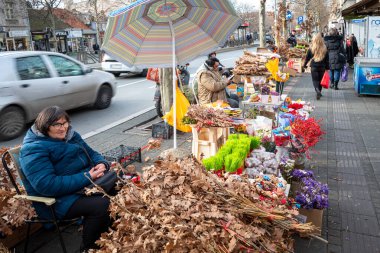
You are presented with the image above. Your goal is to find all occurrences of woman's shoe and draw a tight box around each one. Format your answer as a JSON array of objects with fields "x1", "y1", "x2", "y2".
[
  {"x1": 316, "y1": 93, "x2": 321, "y2": 100},
  {"x1": 334, "y1": 81, "x2": 339, "y2": 90}
]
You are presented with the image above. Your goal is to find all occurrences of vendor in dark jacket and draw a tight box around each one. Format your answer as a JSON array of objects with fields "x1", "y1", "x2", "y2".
[
  {"x1": 324, "y1": 28, "x2": 345, "y2": 90},
  {"x1": 287, "y1": 30, "x2": 297, "y2": 47},
  {"x1": 303, "y1": 33, "x2": 330, "y2": 100},
  {"x1": 20, "y1": 106, "x2": 111, "y2": 251}
]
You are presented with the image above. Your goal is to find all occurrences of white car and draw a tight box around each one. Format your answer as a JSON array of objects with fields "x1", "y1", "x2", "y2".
[
  {"x1": 101, "y1": 54, "x2": 147, "y2": 77},
  {"x1": 0, "y1": 51, "x2": 118, "y2": 140}
]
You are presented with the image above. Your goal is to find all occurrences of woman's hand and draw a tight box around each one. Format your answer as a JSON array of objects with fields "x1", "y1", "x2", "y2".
[{"x1": 89, "y1": 163, "x2": 106, "y2": 180}]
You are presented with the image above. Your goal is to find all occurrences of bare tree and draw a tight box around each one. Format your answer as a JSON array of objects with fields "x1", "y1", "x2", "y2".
[
  {"x1": 28, "y1": 0, "x2": 62, "y2": 51},
  {"x1": 70, "y1": 0, "x2": 130, "y2": 45}
]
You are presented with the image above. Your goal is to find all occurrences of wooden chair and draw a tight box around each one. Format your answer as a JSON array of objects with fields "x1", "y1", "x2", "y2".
[{"x1": 1, "y1": 147, "x2": 78, "y2": 253}]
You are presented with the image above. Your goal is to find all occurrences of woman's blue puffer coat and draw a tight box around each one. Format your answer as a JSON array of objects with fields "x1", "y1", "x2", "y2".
[{"x1": 19, "y1": 125, "x2": 109, "y2": 219}]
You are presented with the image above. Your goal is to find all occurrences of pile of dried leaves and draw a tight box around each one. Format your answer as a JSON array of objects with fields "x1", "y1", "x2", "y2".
[
  {"x1": 94, "y1": 157, "x2": 320, "y2": 253},
  {"x1": 184, "y1": 105, "x2": 234, "y2": 131},
  {"x1": 0, "y1": 147, "x2": 36, "y2": 237}
]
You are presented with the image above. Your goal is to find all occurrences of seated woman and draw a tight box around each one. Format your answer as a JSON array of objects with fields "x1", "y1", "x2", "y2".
[
  {"x1": 20, "y1": 106, "x2": 111, "y2": 252},
  {"x1": 197, "y1": 57, "x2": 239, "y2": 108}
]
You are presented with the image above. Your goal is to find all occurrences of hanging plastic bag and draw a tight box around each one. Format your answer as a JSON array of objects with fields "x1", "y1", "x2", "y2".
[
  {"x1": 146, "y1": 68, "x2": 159, "y2": 82},
  {"x1": 321, "y1": 71, "x2": 330, "y2": 89},
  {"x1": 341, "y1": 64, "x2": 348, "y2": 82},
  {"x1": 162, "y1": 87, "x2": 192, "y2": 133}
]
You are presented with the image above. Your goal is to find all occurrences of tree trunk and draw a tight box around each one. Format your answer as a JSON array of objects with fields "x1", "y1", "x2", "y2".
[
  {"x1": 282, "y1": 0, "x2": 287, "y2": 38},
  {"x1": 47, "y1": 6, "x2": 57, "y2": 52},
  {"x1": 259, "y1": 0, "x2": 266, "y2": 47},
  {"x1": 159, "y1": 68, "x2": 174, "y2": 114}
]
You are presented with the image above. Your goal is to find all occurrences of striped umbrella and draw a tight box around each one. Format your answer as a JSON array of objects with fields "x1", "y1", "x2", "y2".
[{"x1": 102, "y1": 0, "x2": 241, "y2": 148}]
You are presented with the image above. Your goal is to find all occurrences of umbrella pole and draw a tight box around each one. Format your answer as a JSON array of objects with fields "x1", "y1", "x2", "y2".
[{"x1": 169, "y1": 19, "x2": 177, "y2": 149}]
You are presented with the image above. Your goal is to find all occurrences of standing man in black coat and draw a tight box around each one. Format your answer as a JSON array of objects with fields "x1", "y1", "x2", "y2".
[
  {"x1": 287, "y1": 30, "x2": 297, "y2": 47},
  {"x1": 324, "y1": 28, "x2": 346, "y2": 90}
]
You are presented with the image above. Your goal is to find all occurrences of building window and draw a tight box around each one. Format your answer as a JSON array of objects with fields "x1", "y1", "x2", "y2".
[{"x1": 5, "y1": 2, "x2": 15, "y2": 19}]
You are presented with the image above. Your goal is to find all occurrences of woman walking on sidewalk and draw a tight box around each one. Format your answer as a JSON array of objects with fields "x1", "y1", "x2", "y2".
[
  {"x1": 324, "y1": 28, "x2": 346, "y2": 90},
  {"x1": 303, "y1": 33, "x2": 329, "y2": 100}
]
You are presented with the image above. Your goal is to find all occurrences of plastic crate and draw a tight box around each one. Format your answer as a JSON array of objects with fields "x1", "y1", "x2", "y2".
[
  {"x1": 152, "y1": 121, "x2": 173, "y2": 139},
  {"x1": 102, "y1": 145, "x2": 142, "y2": 168}
]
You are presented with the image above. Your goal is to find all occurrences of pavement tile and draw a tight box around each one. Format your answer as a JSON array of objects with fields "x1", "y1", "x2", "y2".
[
  {"x1": 327, "y1": 228, "x2": 342, "y2": 238},
  {"x1": 342, "y1": 231, "x2": 380, "y2": 253},
  {"x1": 336, "y1": 173, "x2": 367, "y2": 186},
  {"x1": 328, "y1": 244, "x2": 342, "y2": 253},
  {"x1": 334, "y1": 120, "x2": 353, "y2": 130},
  {"x1": 339, "y1": 198, "x2": 376, "y2": 216},
  {"x1": 338, "y1": 184, "x2": 371, "y2": 200},
  {"x1": 335, "y1": 143, "x2": 360, "y2": 158},
  {"x1": 334, "y1": 130, "x2": 356, "y2": 143},
  {"x1": 341, "y1": 212, "x2": 380, "y2": 236}
]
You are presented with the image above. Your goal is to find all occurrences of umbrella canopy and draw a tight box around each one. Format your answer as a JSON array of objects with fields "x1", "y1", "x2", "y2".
[
  {"x1": 102, "y1": 0, "x2": 241, "y2": 148},
  {"x1": 102, "y1": 0, "x2": 241, "y2": 67}
]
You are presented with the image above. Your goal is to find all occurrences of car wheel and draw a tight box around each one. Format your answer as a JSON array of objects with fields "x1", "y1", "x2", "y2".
[
  {"x1": 0, "y1": 106, "x2": 26, "y2": 141},
  {"x1": 140, "y1": 69, "x2": 148, "y2": 77},
  {"x1": 113, "y1": 73, "x2": 121, "y2": 77},
  {"x1": 94, "y1": 85, "x2": 112, "y2": 109}
]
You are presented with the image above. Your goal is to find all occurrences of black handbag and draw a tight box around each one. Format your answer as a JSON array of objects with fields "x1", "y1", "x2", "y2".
[
  {"x1": 88, "y1": 170, "x2": 117, "y2": 193},
  {"x1": 77, "y1": 142, "x2": 117, "y2": 194}
]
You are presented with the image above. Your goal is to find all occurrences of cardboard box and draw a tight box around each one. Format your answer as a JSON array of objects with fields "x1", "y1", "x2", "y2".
[
  {"x1": 298, "y1": 208, "x2": 323, "y2": 235},
  {"x1": 287, "y1": 58, "x2": 303, "y2": 73},
  {"x1": 283, "y1": 67, "x2": 297, "y2": 77}
]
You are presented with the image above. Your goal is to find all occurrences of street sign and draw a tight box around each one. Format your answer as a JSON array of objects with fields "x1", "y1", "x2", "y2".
[
  {"x1": 352, "y1": 19, "x2": 365, "y2": 23},
  {"x1": 286, "y1": 10, "x2": 293, "y2": 20},
  {"x1": 298, "y1": 16, "x2": 304, "y2": 24}
]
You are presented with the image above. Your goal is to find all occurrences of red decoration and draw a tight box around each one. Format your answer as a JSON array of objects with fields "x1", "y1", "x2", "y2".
[{"x1": 290, "y1": 117, "x2": 325, "y2": 157}]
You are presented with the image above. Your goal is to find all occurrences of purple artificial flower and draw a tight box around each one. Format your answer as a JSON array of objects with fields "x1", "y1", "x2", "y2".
[
  {"x1": 291, "y1": 169, "x2": 314, "y2": 180},
  {"x1": 293, "y1": 172, "x2": 329, "y2": 209}
]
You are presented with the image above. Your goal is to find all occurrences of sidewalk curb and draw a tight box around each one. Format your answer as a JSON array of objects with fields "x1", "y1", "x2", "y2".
[{"x1": 82, "y1": 106, "x2": 156, "y2": 140}]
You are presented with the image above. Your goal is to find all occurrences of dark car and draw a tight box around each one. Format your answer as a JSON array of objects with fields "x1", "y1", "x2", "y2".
[{"x1": 265, "y1": 34, "x2": 274, "y2": 44}]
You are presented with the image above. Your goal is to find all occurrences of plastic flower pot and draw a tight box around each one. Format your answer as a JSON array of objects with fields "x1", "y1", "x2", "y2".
[
  {"x1": 230, "y1": 166, "x2": 244, "y2": 175},
  {"x1": 213, "y1": 169, "x2": 224, "y2": 177}
]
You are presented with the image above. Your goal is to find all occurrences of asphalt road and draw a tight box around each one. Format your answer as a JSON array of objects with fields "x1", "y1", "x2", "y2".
[{"x1": 0, "y1": 48, "x2": 253, "y2": 148}]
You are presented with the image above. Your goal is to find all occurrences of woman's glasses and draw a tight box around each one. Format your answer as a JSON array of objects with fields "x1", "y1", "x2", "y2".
[{"x1": 50, "y1": 121, "x2": 70, "y2": 129}]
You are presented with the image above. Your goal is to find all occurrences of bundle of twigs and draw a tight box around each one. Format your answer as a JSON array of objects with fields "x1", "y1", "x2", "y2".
[
  {"x1": 184, "y1": 105, "x2": 234, "y2": 131},
  {"x1": 288, "y1": 48, "x2": 306, "y2": 59},
  {"x1": 93, "y1": 157, "x2": 325, "y2": 253},
  {"x1": 233, "y1": 51, "x2": 270, "y2": 76}
]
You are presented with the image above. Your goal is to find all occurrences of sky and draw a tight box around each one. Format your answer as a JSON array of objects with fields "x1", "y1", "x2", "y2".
[{"x1": 235, "y1": 0, "x2": 276, "y2": 10}]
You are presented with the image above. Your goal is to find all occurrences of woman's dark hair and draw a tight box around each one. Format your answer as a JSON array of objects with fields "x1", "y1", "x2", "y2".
[
  {"x1": 35, "y1": 106, "x2": 70, "y2": 136},
  {"x1": 205, "y1": 57, "x2": 220, "y2": 67},
  {"x1": 208, "y1": 51, "x2": 216, "y2": 59}
]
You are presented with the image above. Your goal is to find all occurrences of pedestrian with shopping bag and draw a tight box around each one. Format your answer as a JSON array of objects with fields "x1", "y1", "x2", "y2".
[
  {"x1": 324, "y1": 28, "x2": 346, "y2": 90},
  {"x1": 303, "y1": 33, "x2": 330, "y2": 100}
]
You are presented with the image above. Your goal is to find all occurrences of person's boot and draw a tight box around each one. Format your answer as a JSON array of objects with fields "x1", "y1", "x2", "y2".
[
  {"x1": 334, "y1": 81, "x2": 339, "y2": 90},
  {"x1": 330, "y1": 81, "x2": 335, "y2": 89},
  {"x1": 316, "y1": 90, "x2": 322, "y2": 100}
]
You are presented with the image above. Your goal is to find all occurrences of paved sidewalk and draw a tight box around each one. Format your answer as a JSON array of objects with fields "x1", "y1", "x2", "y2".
[
  {"x1": 292, "y1": 70, "x2": 380, "y2": 253},
  {"x1": 12, "y1": 69, "x2": 380, "y2": 252}
]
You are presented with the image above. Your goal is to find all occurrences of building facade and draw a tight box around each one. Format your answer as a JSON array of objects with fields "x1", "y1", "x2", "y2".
[{"x1": 0, "y1": 0, "x2": 31, "y2": 51}]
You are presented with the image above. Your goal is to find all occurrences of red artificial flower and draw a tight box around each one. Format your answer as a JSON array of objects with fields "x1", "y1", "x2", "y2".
[{"x1": 288, "y1": 103, "x2": 303, "y2": 110}]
